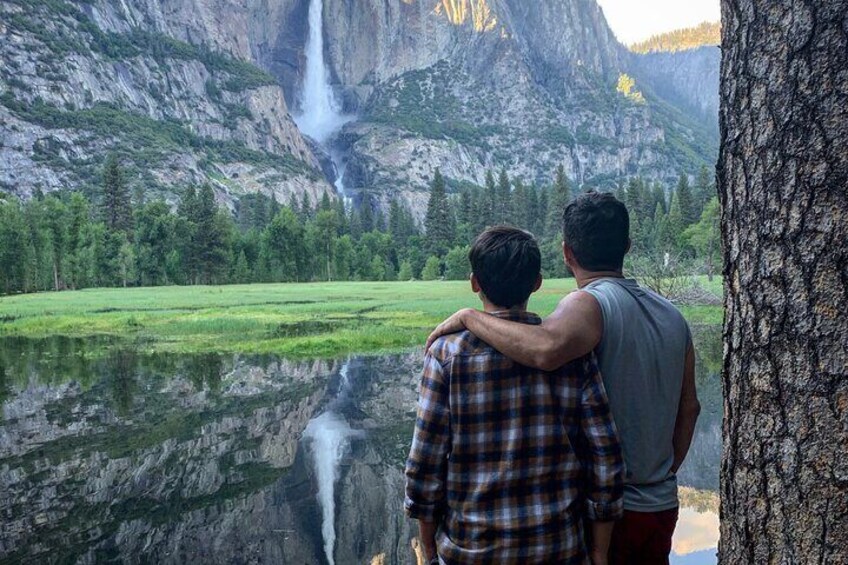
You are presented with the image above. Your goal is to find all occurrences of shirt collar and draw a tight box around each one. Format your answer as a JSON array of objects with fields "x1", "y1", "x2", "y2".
[{"x1": 487, "y1": 310, "x2": 542, "y2": 325}]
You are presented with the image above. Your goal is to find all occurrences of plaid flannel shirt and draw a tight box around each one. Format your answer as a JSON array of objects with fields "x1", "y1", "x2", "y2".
[{"x1": 405, "y1": 311, "x2": 624, "y2": 565}]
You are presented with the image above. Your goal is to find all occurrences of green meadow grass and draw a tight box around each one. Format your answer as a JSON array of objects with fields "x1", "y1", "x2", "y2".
[{"x1": 0, "y1": 279, "x2": 724, "y2": 357}]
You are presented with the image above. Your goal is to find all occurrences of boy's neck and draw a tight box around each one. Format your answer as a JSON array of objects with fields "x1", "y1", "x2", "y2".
[{"x1": 480, "y1": 300, "x2": 529, "y2": 314}]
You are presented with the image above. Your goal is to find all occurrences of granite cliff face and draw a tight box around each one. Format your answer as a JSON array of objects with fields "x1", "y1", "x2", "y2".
[
  {"x1": 276, "y1": 0, "x2": 719, "y2": 215},
  {"x1": 630, "y1": 46, "x2": 721, "y2": 134},
  {"x1": 0, "y1": 0, "x2": 332, "y2": 207},
  {"x1": 0, "y1": 0, "x2": 719, "y2": 217}
]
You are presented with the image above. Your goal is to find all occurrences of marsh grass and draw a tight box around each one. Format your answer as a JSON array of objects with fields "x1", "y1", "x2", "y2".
[{"x1": 0, "y1": 279, "x2": 723, "y2": 357}]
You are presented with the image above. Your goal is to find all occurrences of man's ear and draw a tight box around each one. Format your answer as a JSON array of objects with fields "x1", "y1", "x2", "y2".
[
  {"x1": 470, "y1": 273, "x2": 481, "y2": 293},
  {"x1": 532, "y1": 274, "x2": 543, "y2": 293},
  {"x1": 625, "y1": 238, "x2": 632, "y2": 255},
  {"x1": 562, "y1": 243, "x2": 577, "y2": 269}
]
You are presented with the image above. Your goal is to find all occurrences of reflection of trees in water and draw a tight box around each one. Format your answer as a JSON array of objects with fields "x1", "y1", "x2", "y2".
[
  {"x1": 106, "y1": 349, "x2": 139, "y2": 415},
  {"x1": 0, "y1": 357, "x2": 8, "y2": 405},
  {"x1": 692, "y1": 325, "x2": 722, "y2": 376},
  {"x1": 678, "y1": 325, "x2": 722, "y2": 492},
  {"x1": 0, "y1": 337, "x2": 235, "y2": 397},
  {"x1": 183, "y1": 353, "x2": 224, "y2": 393}
]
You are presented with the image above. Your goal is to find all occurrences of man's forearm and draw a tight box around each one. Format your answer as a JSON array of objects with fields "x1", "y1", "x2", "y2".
[
  {"x1": 461, "y1": 309, "x2": 556, "y2": 369},
  {"x1": 671, "y1": 400, "x2": 700, "y2": 472},
  {"x1": 417, "y1": 520, "x2": 438, "y2": 561},
  {"x1": 671, "y1": 345, "x2": 700, "y2": 473}
]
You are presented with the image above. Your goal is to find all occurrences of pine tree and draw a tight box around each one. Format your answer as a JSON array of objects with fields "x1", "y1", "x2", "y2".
[
  {"x1": 665, "y1": 190, "x2": 684, "y2": 251},
  {"x1": 651, "y1": 202, "x2": 668, "y2": 253},
  {"x1": 320, "y1": 192, "x2": 332, "y2": 212},
  {"x1": 694, "y1": 165, "x2": 714, "y2": 217},
  {"x1": 265, "y1": 207, "x2": 306, "y2": 282},
  {"x1": 42, "y1": 196, "x2": 68, "y2": 291},
  {"x1": 101, "y1": 154, "x2": 133, "y2": 235},
  {"x1": 177, "y1": 186, "x2": 198, "y2": 283},
  {"x1": 299, "y1": 193, "x2": 312, "y2": 220},
  {"x1": 512, "y1": 178, "x2": 530, "y2": 230},
  {"x1": 269, "y1": 194, "x2": 281, "y2": 220},
  {"x1": 676, "y1": 173, "x2": 697, "y2": 226},
  {"x1": 496, "y1": 169, "x2": 511, "y2": 224},
  {"x1": 135, "y1": 201, "x2": 173, "y2": 286},
  {"x1": 193, "y1": 185, "x2": 230, "y2": 284},
  {"x1": 389, "y1": 199, "x2": 403, "y2": 242},
  {"x1": 314, "y1": 209, "x2": 340, "y2": 281},
  {"x1": 482, "y1": 170, "x2": 497, "y2": 230},
  {"x1": 66, "y1": 193, "x2": 90, "y2": 290},
  {"x1": 333, "y1": 197, "x2": 347, "y2": 234},
  {"x1": 424, "y1": 169, "x2": 455, "y2": 257},
  {"x1": 536, "y1": 185, "x2": 549, "y2": 238},
  {"x1": 456, "y1": 188, "x2": 475, "y2": 244},
  {"x1": 359, "y1": 196, "x2": 374, "y2": 233},
  {"x1": 526, "y1": 183, "x2": 541, "y2": 236},
  {"x1": 651, "y1": 182, "x2": 667, "y2": 214},
  {"x1": 547, "y1": 165, "x2": 571, "y2": 235},
  {"x1": 0, "y1": 201, "x2": 30, "y2": 294},
  {"x1": 232, "y1": 250, "x2": 251, "y2": 283}
]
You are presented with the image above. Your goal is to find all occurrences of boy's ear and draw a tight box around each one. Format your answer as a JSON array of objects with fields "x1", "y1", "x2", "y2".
[
  {"x1": 532, "y1": 274, "x2": 543, "y2": 293},
  {"x1": 470, "y1": 273, "x2": 481, "y2": 293}
]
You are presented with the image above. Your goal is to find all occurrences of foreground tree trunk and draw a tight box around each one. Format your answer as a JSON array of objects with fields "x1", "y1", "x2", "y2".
[{"x1": 719, "y1": 1, "x2": 848, "y2": 563}]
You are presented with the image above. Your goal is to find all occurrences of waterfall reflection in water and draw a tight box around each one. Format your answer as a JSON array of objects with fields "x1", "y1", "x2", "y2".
[
  {"x1": 303, "y1": 412, "x2": 362, "y2": 565},
  {"x1": 303, "y1": 361, "x2": 365, "y2": 565}
]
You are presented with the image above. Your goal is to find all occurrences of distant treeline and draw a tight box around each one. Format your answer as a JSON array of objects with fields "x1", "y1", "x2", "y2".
[
  {"x1": 630, "y1": 21, "x2": 721, "y2": 54},
  {"x1": 0, "y1": 156, "x2": 719, "y2": 295}
]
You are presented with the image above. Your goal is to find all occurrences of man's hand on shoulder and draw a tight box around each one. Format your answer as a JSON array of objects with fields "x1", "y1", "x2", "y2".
[{"x1": 426, "y1": 308, "x2": 476, "y2": 352}]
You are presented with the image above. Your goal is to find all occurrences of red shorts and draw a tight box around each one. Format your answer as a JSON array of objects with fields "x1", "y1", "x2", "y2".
[{"x1": 610, "y1": 507, "x2": 679, "y2": 565}]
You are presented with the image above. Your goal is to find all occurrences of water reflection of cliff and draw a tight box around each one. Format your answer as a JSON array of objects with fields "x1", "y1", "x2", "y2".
[{"x1": 0, "y1": 333, "x2": 722, "y2": 564}]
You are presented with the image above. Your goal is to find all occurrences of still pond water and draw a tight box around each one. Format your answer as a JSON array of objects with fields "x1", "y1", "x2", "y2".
[{"x1": 0, "y1": 329, "x2": 722, "y2": 564}]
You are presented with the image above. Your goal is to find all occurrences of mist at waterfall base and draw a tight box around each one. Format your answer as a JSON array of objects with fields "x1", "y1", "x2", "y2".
[
  {"x1": 294, "y1": 0, "x2": 353, "y2": 199},
  {"x1": 302, "y1": 363, "x2": 364, "y2": 565}
]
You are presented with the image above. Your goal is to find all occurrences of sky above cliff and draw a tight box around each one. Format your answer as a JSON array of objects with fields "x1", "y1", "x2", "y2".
[{"x1": 597, "y1": 0, "x2": 720, "y2": 44}]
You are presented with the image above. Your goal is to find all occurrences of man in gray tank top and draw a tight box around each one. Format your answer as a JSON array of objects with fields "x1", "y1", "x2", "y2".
[{"x1": 427, "y1": 192, "x2": 701, "y2": 565}]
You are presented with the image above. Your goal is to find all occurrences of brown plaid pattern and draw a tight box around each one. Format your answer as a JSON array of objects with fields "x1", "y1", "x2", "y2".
[{"x1": 405, "y1": 311, "x2": 625, "y2": 565}]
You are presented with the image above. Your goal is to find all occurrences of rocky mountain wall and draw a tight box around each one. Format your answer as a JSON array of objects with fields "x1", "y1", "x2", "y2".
[
  {"x1": 0, "y1": 0, "x2": 720, "y2": 221},
  {"x1": 0, "y1": 0, "x2": 332, "y2": 206},
  {"x1": 630, "y1": 46, "x2": 720, "y2": 132}
]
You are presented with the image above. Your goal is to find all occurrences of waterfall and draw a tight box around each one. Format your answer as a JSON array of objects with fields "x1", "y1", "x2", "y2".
[
  {"x1": 295, "y1": 0, "x2": 353, "y2": 197},
  {"x1": 302, "y1": 361, "x2": 363, "y2": 565}
]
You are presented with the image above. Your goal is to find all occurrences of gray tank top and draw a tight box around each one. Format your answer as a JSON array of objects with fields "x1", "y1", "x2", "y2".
[{"x1": 583, "y1": 278, "x2": 691, "y2": 512}]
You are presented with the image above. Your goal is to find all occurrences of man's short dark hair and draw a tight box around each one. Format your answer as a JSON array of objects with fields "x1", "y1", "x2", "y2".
[
  {"x1": 562, "y1": 192, "x2": 630, "y2": 271},
  {"x1": 469, "y1": 226, "x2": 541, "y2": 309}
]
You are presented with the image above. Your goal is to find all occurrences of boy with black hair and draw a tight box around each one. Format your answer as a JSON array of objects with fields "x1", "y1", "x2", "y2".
[{"x1": 405, "y1": 226, "x2": 624, "y2": 565}]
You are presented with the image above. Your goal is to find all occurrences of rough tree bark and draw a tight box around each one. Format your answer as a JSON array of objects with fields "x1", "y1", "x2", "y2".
[{"x1": 719, "y1": 1, "x2": 848, "y2": 563}]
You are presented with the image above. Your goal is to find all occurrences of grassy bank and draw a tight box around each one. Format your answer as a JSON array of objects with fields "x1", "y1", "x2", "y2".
[{"x1": 0, "y1": 279, "x2": 724, "y2": 357}]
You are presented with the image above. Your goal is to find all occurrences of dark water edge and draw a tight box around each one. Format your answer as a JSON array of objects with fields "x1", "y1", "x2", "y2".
[{"x1": 0, "y1": 331, "x2": 721, "y2": 564}]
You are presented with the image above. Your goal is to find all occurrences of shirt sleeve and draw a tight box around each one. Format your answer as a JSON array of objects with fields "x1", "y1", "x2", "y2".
[
  {"x1": 578, "y1": 353, "x2": 625, "y2": 522},
  {"x1": 404, "y1": 350, "x2": 451, "y2": 522}
]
